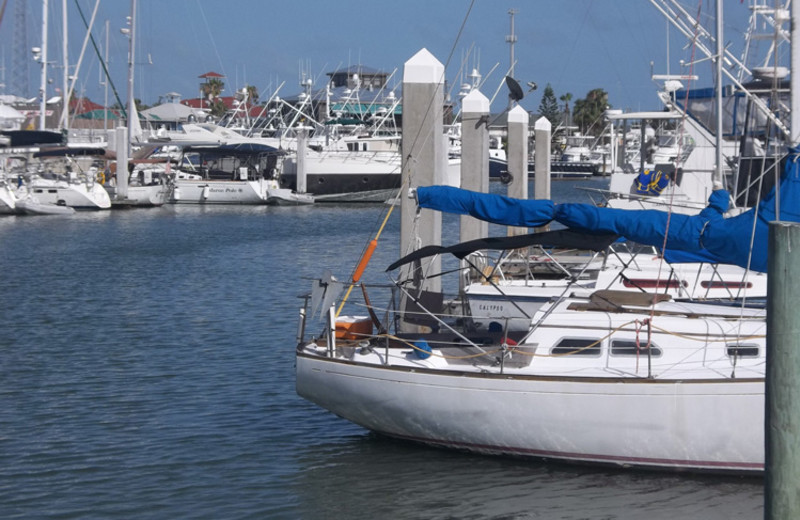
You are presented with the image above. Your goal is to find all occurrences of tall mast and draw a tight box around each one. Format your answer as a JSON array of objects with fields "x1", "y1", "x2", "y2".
[
  {"x1": 506, "y1": 8, "x2": 517, "y2": 77},
  {"x1": 60, "y1": 0, "x2": 67, "y2": 130},
  {"x1": 714, "y1": 0, "x2": 723, "y2": 186},
  {"x1": 126, "y1": 0, "x2": 136, "y2": 153},
  {"x1": 792, "y1": 0, "x2": 800, "y2": 146},
  {"x1": 104, "y1": 19, "x2": 109, "y2": 131},
  {"x1": 506, "y1": 8, "x2": 517, "y2": 109},
  {"x1": 39, "y1": 0, "x2": 48, "y2": 130}
]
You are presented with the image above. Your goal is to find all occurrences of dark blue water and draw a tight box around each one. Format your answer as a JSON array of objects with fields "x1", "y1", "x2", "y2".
[{"x1": 0, "y1": 179, "x2": 762, "y2": 519}]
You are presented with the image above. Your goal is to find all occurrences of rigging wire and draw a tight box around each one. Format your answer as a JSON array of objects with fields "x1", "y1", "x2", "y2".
[{"x1": 336, "y1": 0, "x2": 477, "y2": 313}]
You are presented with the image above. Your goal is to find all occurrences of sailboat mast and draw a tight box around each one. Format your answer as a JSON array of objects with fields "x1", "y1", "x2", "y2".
[
  {"x1": 39, "y1": 0, "x2": 48, "y2": 130},
  {"x1": 126, "y1": 0, "x2": 136, "y2": 154},
  {"x1": 792, "y1": 0, "x2": 800, "y2": 146},
  {"x1": 61, "y1": 0, "x2": 67, "y2": 131},
  {"x1": 714, "y1": 0, "x2": 723, "y2": 186},
  {"x1": 104, "y1": 19, "x2": 109, "y2": 131}
]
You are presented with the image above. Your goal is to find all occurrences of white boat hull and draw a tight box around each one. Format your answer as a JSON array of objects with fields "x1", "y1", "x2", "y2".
[
  {"x1": 27, "y1": 179, "x2": 111, "y2": 210},
  {"x1": 172, "y1": 179, "x2": 268, "y2": 204},
  {"x1": 105, "y1": 184, "x2": 171, "y2": 206},
  {"x1": 0, "y1": 184, "x2": 16, "y2": 214},
  {"x1": 296, "y1": 352, "x2": 764, "y2": 473},
  {"x1": 265, "y1": 187, "x2": 314, "y2": 205},
  {"x1": 16, "y1": 197, "x2": 76, "y2": 215}
]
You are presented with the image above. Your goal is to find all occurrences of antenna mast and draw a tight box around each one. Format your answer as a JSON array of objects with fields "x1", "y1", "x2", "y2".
[{"x1": 506, "y1": 8, "x2": 518, "y2": 109}]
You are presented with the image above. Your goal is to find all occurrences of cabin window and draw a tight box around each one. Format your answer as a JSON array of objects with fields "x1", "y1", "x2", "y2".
[
  {"x1": 726, "y1": 344, "x2": 760, "y2": 358},
  {"x1": 551, "y1": 338, "x2": 601, "y2": 357},
  {"x1": 622, "y1": 278, "x2": 687, "y2": 289},
  {"x1": 700, "y1": 280, "x2": 753, "y2": 289},
  {"x1": 610, "y1": 339, "x2": 662, "y2": 357}
]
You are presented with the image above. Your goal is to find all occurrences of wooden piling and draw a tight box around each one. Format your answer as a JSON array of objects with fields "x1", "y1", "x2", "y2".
[{"x1": 765, "y1": 221, "x2": 800, "y2": 519}]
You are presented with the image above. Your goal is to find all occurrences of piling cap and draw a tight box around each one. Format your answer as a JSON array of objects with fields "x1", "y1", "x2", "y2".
[
  {"x1": 462, "y1": 89, "x2": 490, "y2": 114},
  {"x1": 404, "y1": 48, "x2": 444, "y2": 84},
  {"x1": 508, "y1": 105, "x2": 529, "y2": 124}
]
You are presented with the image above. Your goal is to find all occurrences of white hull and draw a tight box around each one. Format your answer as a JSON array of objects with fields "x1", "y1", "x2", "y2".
[
  {"x1": 297, "y1": 353, "x2": 763, "y2": 473},
  {"x1": 0, "y1": 184, "x2": 17, "y2": 213},
  {"x1": 172, "y1": 179, "x2": 268, "y2": 204},
  {"x1": 105, "y1": 184, "x2": 171, "y2": 207},
  {"x1": 465, "y1": 254, "x2": 766, "y2": 332},
  {"x1": 16, "y1": 196, "x2": 76, "y2": 215},
  {"x1": 297, "y1": 295, "x2": 766, "y2": 474},
  {"x1": 265, "y1": 187, "x2": 314, "y2": 205},
  {"x1": 26, "y1": 178, "x2": 111, "y2": 210}
]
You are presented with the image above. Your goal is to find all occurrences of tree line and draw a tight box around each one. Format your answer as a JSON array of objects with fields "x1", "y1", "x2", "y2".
[{"x1": 536, "y1": 83, "x2": 610, "y2": 138}]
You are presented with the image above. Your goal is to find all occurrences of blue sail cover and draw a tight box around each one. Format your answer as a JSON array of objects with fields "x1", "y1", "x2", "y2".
[
  {"x1": 417, "y1": 186, "x2": 555, "y2": 227},
  {"x1": 416, "y1": 146, "x2": 800, "y2": 273}
]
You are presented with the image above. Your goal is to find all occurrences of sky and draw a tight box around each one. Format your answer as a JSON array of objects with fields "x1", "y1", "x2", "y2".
[{"x1": 0, "y1": 0, "x2": 762, "y2": 114}]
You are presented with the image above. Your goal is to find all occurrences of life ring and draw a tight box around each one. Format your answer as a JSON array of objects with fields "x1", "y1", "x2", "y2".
[{"x1": 96, "y1": 171, "x2": 105, "y2": 184}]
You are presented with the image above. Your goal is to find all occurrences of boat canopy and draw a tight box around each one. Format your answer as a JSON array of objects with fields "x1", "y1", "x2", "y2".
[
  {"x1": 386, "y1": 229, "x2": 619, "y2": 271},
  {"x1": 182, "y1": 142, "x2": 285, "y2": 156},
  {"x1": 0, "y1": 130, "x2": 65, "y2": 147},
  {"x1": 417, "y1": 146, "x2": 800, "y2": 273},
  {"x1": 33, "y1": 146, "x2": 112, "y2": 158}
]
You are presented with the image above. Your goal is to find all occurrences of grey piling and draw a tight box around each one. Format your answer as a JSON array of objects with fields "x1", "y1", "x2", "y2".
[
  {"x1": 533, "y1": 117, "x2": 551, "y2": 232},
  {"x1": 765, "y1": 221, "x2": 800, "y2": 519},
  {"x1": 296, "y1": 127, "x2": 308, "y2": 194},
  {"x1": 401, "y1": 48, "x2": 445, "y2": 295},
  {"x1": 115, "y1": 126, "x2": 129, "y2": 200},
  {"x1": 507, "y1": 105, "x2": 529, "y2": 236},
  {"x1": 459, "y1": 89, "x2": 489, "y2": 243}
]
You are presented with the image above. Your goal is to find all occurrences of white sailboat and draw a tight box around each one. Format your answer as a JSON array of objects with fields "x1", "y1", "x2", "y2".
[
  {"x1": 295, "y1": 156, "x2": 788, "y2": 474},
  {"x1": 105, "y1": 0, "x2": 173, "y2": 208},
  {"x1": 0, "y1": 176, "x2": 17, "y2": 214},
  {"x1": 295, "y1": 0, "x2": 794, "y2": 475}
]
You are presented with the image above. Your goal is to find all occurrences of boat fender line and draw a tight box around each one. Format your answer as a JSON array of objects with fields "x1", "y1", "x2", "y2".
[{"x1": 352, "y1": 239, "x2": 378, "y2": 283}]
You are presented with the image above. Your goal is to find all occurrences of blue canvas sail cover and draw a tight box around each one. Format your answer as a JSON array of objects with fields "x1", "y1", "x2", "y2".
[{"x1": 416, "y1": 146, "x2": 800, "y2": 273}]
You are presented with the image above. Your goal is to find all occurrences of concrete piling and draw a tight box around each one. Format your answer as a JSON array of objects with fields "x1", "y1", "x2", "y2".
[
  {"x1": 459, "y1": 89, "x2": 490, "y2": 244},
  {"x1": 507, "y1": 105, "x2": 529, "y2": 236},
  {"x1": 400, "y1": 48, "x2": 445, "y2": 296}
]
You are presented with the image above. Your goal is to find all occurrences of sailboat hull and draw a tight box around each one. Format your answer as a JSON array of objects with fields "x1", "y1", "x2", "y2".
[
  {"x1": 172, "y1": 179, "x2": 268, "y2": 204},
  {"x1": 297, "y1": 351, "x2": 764, "y2": 474},
  {"x1": 27, "y1": 179, "x2": 111, "y2": 210}
]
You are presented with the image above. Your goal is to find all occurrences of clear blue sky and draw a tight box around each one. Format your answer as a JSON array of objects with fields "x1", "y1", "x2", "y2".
[{"x1": 1, "y1": 0, "x2": 758, "y2": 113}]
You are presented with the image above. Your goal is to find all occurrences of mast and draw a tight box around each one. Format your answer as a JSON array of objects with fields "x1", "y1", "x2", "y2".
[
  {"x1": 792, "y1": 0, "x2": 800, "y2": 145},
  {"x1": 38, "y1": 0, "x2": 48, "y2": 130},
  {"x1": 104, "y1": 19, "x2": 109, "y2": 131},
  {"x1": 60, "y1": 0, "x2": 67, "y2": 131},
  {"x1": 126, "y1": 0, "x2": 136, "y2": 153},
  {"x1": 505, "y1": 8, "x2": 518, "y2": 109},
  {"x1": 713, "y1": 0, "x2": 723, "y2": 186}
]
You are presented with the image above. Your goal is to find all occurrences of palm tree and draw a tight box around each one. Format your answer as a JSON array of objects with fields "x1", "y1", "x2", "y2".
[
  {"x1": 572, "y1": 88, "x2": 608, "y2": 134},
  {"x1": 245, "y1": 84, "x2": 259, "y2": 105},
  {"x1": 559, "y1": 92, "x2": 573, "y2": 127},
  {"x1": 201, "y1": 78, "x2": 225, "y2": 105}
]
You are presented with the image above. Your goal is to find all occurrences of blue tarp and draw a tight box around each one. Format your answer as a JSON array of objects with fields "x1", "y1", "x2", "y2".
[{"x1": 416, "y1": 146, "x2": 800, "y2": 273}]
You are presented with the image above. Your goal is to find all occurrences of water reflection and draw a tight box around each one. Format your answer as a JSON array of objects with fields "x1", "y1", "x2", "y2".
[{"x1": 290, "y1": 433, "x2": 761, "y2": 519}]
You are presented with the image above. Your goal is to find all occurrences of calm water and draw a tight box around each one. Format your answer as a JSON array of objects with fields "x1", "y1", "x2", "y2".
[{"x1": 0, "y1": 179, "x2": 762, "y2": 519}]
